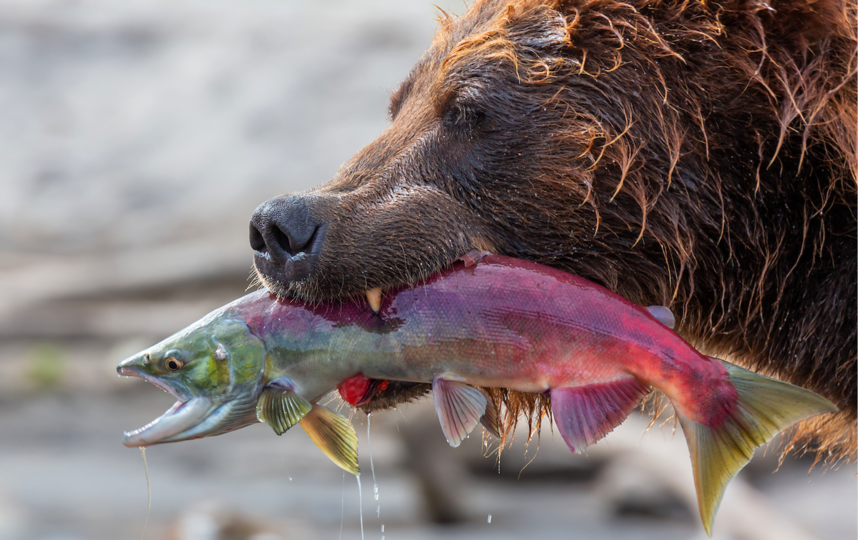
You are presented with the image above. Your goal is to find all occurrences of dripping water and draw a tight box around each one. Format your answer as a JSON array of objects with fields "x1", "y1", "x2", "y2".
[
  {"x1": 338, "y1": 471, "x2": 346, "y2": 540},
  {"x1": 367, "y1": 414, "x2": 380, "y2": 520},
  {"x1": 139, "y1": 447, "x2": 151, "y2": 540},
  {"x1": 356, "y1": 475, "x2": 365, "y2": 540}
]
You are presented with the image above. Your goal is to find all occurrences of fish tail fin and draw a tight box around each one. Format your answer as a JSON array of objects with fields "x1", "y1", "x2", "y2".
[{"x1": 677, "y1": 358, "x2": 837, "y2": 536}]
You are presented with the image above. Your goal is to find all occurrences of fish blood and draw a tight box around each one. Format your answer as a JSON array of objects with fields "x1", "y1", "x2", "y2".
[{"x1": 117, "y1": 252, "x2": 837, "y2": 537}]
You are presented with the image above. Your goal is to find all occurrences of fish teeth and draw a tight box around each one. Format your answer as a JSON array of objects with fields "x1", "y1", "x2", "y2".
[{"x1": 366, "y1": 287, "x2": 383, "y2": 313}]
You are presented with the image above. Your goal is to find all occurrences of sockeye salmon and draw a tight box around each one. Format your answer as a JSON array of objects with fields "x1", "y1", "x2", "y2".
[{"x1": 116, "y1": 252, "x2": 835, "y2": 535}]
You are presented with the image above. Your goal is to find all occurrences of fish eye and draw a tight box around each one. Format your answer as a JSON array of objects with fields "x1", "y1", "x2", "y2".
[{"x1": 165, "y1": 357, "x2": 183, "y2": 371}]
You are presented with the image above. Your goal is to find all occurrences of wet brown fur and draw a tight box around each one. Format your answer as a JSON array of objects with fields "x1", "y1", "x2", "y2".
[{"x1": 258, "y1": 0, "x2": 856, "y2": 463}]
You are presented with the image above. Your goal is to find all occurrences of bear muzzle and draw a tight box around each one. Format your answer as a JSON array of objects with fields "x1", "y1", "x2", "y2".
[{"x1": 249, "y1": 195, "x2": 326, "y2": 289}]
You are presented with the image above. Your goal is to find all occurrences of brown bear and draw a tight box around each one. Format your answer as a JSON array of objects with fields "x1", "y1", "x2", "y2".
[{"x1": 248, "y1": 0, "x2": 856, "y2": 462}]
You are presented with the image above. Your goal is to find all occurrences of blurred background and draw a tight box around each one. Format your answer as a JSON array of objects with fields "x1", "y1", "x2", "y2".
[{"x1": 0, "y1": 0, "x2": 854, "y2": 539}]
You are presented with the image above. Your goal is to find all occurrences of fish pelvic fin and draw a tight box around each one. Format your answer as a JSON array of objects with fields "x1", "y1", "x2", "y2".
[
  {"x1": 433, "y1": 378, "x2": 488, "y2": 447},
  {"x1": 256, "y1": 384, "x2": 312, "y2": 435},
  {"x1": 551, "y1": 377, "x2": 650, "y2": 454},
  {"x1": 300, "y1": 404, "x2": 360, "y2": 475},
  {"x1": 678, "y1": 358, "x2": 838, "y2": 537}
]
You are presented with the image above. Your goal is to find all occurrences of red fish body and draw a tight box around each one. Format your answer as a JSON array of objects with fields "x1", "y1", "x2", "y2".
[{"x1": 337, "y1": 253, "x2": 734, "y2": 428}]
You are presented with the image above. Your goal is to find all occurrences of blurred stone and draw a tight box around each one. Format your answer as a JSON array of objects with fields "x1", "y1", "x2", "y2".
[
  {"x1": 598, "y1": 459, "x2": 693, "y2": 522},
  {"x1": 164, "y1": 501, "x2": 302, "y2": 540}
]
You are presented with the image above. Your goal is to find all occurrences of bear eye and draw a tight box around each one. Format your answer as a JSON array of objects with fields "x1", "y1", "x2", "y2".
[
  {"x1": 165, "y1": 357, "x2": 183, "y2": 371},
  {"x1": 446, "y1": 102, "x2": 486, "y2": 131}
]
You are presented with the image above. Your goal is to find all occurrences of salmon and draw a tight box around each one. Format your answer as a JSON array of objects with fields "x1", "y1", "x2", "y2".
[{"x1": 117, "y1": 251, "x2": 835, "y2": 535}]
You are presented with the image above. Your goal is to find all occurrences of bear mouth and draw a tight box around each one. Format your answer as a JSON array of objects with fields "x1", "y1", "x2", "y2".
[{"x1": 252, "y1": 250, "x2": 466, "y2": 311}]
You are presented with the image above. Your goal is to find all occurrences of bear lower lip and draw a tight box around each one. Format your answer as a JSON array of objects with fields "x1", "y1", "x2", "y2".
[{"x1": 253, "y1": 250, "x2": 317, "y2": 287}]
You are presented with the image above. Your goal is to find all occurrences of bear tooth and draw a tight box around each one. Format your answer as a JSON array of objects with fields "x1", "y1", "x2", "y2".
[{"x1": 366, "y1": 288, "x2": 383, "y2": 313}]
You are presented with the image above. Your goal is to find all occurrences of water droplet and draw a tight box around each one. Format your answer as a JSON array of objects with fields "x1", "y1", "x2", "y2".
[
  {"x1": 139, "y1": 447, "x2": 151, "y2": 540},
  {"x1": 288, "y1": 476, "x2": 292, "y2": 481},
  {"x1": 487, "y1": 514, "x2": 492, "y2": 524},
  {"x1": 381, "y1": 525, "x2": 385, "y2": 533},
  {"x1": 356, "y1": 476, "x2": 365, "y2": 540},
  {"x1": 368, "y1": 416, "x2": 382, "y2": 518}
]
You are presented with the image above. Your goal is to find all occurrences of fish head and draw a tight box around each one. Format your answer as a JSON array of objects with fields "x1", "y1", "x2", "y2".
[{"x1": 117, "y1": 310, "x2": 267, "y2": 447}]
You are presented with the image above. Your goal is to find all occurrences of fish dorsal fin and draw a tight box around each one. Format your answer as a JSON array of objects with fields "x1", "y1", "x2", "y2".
[
  {"x1": 646, "y1": 305, "x2": 676, "y2": 329},
  {"x1": 256, "y1": 381, "x2": 312, "y2": 435},
  {"x1": 480, "y1": 392, "x2": 501, "y2": 439},
  {"x1": 457, "y1": 250, "x2": 492, "y2": 267},
  {"x1": 300, "y1": 404, "x2": 360, "y2": 475},
  {"x1": 551, "y1": 377, "x2": 650, "y2": 453},
  {"x1": 433, "y1": 378, "x2": 487, "y2": 447}
]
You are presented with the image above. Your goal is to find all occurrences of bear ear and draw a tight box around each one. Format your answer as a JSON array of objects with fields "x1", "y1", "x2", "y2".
[{"x1": 507, "y1": 6, "x2": 571, "y2": 50}]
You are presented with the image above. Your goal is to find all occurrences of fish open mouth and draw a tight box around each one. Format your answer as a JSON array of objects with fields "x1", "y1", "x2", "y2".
[
  {"x1": 119, "y1": 363, "x2": 258, "y2": 447},
  {"x1": 118, "y1": 364, "x2": 218, "y2": 447},
  {"x1": 122, "y1": 396, "x2": 218, "y2": 447}
]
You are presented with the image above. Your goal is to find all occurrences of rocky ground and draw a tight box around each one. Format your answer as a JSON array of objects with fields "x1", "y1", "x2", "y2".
[{"x1": 0, "y1": 1, "x2": 854, "y2": 539}]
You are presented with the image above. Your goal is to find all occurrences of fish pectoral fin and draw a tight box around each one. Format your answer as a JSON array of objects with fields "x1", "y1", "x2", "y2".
[
  {"x1": 480, "y1": 392, "x2": 501, "y2": 439},
  {"x1": 646, "y1": 305, "x2": 676, "y2": 329},
  {"x1": 432, "y1": 378, "x2": 487, "y2": 447},
  {"x1": 551, "y1": 377, "x2": 650, "y2": 454},
  {"x1": 299, "y1": 404, "x2": 360, "y2": 475},
  {"x1": 256, "y1": 385, "x2": 312, "y2": 436}
]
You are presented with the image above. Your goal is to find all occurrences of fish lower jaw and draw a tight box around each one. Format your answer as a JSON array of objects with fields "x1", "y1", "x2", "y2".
[{"x1": 122, "y1": 397, "x2": 215, "y2": 448}]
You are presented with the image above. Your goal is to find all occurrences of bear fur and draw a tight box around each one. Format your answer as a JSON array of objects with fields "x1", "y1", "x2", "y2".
[{"x1": 254, "y1": 0, "x2": 856, "y2": 462}]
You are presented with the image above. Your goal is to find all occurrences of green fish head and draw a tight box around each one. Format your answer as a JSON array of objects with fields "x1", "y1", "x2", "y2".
[{"x1": 117, "y1": 310, "x2": 266, "y2": 447}]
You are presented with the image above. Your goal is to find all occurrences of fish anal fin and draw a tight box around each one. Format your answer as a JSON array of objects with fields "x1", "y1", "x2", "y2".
[
  {"x1": 646, "y1": 305, "x2": 676, "y2": 329},
  {"x1": 480, "y1": 392, "x2": 501, "y2": 439},
  {"x1": 300, "y1": 404, "x2": 360, "y2": 475},
  {"x1": 256, "y1": 384, "x2": 312, "y2": 436},
  {"x1": 551, "y1": 377, "x2": 650, "y2": 454},
  {"x1": 433, "y1": 378, "x2": 487, "y2": 447}
]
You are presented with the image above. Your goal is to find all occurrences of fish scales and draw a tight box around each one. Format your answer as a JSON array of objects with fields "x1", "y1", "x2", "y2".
[{"x1": 117, "y1": 252, "x2": 836, "y2": 537}]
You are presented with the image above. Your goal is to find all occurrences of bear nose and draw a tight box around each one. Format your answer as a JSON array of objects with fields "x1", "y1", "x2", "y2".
[{"x1": 249, "y1": 196, "x2": 326, "y2": 284}]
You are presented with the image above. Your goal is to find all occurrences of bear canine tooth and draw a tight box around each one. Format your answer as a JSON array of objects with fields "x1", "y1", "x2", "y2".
[{"x1": 366, "y1": 288, "x2": 382, "y2": 313}]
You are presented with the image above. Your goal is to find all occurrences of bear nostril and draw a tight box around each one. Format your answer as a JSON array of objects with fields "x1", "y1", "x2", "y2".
[
  {"x1": 272, "y1": 226, "x2": 295, "y2": 256},
  {"x1": 249, "y1": 223, "x2": 267, "y2": 253},
  {"x1": 273, "y1": 225, "x2": 318, "y2": 257}
]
